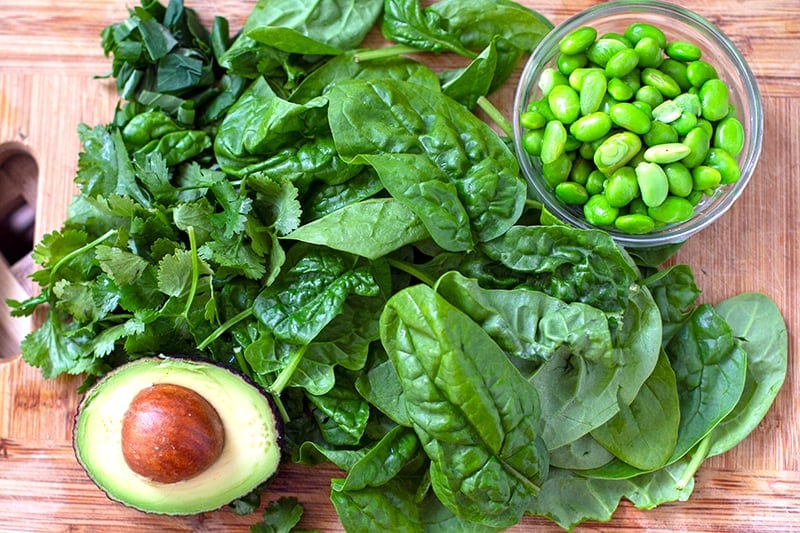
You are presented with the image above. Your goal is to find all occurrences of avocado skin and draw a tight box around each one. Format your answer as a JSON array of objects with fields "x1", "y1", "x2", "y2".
[{"x1": 73, "y1": 355, "x2": 284, "y2": 515}]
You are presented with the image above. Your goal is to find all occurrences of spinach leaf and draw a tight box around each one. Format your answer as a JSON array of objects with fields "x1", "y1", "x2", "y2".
[
  {"x1": 220, "y1": 0, "x2": 383, "y2": 82},
  {"x1": 427, "y1": 0, "x2": 552, "y2": 90},
  {"x1": 214, "y1": 77, "x2": 329, "y2": 176},
  {"x1": 380, "y1": 283, "x2": 548, "y2": 528},
  {"x1": 548, "y1": 433, "x2": 614, "y2": 471},
  {"x1": 290, "y1": 51, "x2": 441, "y2": 104},
  {"x1": 308, "y1": 375, "x2": 371, "y2": 446},
  {"x1": 644, "y1": 264, "x2": 701, "y2": 345},
  {"x1": 253, "y1": 248, "x2": 379, "y2": 345},
  {"x1": 355, "y1": 352, "x2": 411, "y2": 427},
  {"x1": 331, "y1": 478, "x2": 423, "y2": 532},
  {"x1": 591, "y1": 349, "x2": 680, "y2": 470},
  {"x1": 381, "y1": 0, "x2": 475, "y2": 57},
  {"x1": 528, "y1": 459, "x2": 694, "y2": 531},
  {"x1": 665, "y1": 304, "x2": 748, "y2": 462},
  {"x1": 336, "y1": 425, "x2": 421, "y2": 491},
  {"x1": 708, "y1": 292, "x2": 788, "y2": 457},
  {"x1": 531, "y1": 285, "x2": 661, "y2": 450},
  {"x1": 481, "y1": 225, "x2": 640, "y2": 313},
  {"x1": 285, "y1": 198, "x2": 429, "y2": 259},
  {"x1": 439, "y1": 40, "x2": 498, "y2": 109},
  {"x1": 327, "y1": 78, "x2": 525, "y2": 252},
  {"x1": 302, "y1": 169, "x2": 385, "y2": 221}
]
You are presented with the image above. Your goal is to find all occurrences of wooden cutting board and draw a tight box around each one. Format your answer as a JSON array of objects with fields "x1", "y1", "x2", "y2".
[{"x1": 1, "y1": 1, "x2": 798, "y2": 531}]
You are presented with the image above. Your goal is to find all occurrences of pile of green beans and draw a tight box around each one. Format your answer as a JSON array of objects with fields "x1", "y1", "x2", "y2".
[{"x1": 520, "y1": 22, "x2": 745, "y2": 235}]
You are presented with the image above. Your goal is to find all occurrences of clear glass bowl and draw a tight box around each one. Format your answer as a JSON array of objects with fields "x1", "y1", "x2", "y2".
[{"x1": 513, "y1": 0, "x2": 763, "y2": 248}]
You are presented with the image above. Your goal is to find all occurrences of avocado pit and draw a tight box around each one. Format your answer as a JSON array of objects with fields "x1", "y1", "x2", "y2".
[{"x1": 121, "y1": 383, "x2": 225, "y2": 483}]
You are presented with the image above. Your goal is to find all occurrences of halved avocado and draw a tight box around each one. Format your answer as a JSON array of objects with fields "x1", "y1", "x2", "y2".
[{"x1": 73, "y1": 356, "x2": 282, "y2": 515}]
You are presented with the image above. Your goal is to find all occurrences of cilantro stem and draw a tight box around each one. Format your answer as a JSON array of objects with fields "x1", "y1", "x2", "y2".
[
  {"x1": 197, "y1": 308, "x2": 254, "y2": 350},
  {"x1": 387, "y1": 257, "x2": 436, "y2": 287},
  {"x1": 182, "y1": 226, "x2": 200, "y2": 319},
  {"x1": 269, "y1": 344, "x2": 308, "y2": 396},
  {"x1": 50, "y1": 229, "x2": 117, "y2": 281},
  {"x1": 477, "y1": 96, "x2": 514, "y2": 139},
  {"x1": 676, "y1": 433, "x2": 713, "y2": 490},
  {"x1": 354, "y1": 44, "x2": 420, "y2": 62}
]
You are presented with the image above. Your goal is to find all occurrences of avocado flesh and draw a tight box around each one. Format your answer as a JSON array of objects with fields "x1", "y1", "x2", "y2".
[{"x1": 74, "y1": 356, "x2": 281, "y2": 515}]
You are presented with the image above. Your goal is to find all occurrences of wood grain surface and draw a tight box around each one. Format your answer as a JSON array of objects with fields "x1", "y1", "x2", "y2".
[{"x1": 1, "y1": 1, "x2": 798, "y2": 531}]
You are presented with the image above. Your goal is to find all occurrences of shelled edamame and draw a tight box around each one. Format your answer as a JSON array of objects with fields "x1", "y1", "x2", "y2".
[{"x1": 520, "y1": 22, "x2": 745, "y2": 234}]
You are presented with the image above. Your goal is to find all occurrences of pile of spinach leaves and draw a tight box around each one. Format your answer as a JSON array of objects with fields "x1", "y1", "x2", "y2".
[{"x1": 9, "y1": 0, "x2": 787, "y2": 531}]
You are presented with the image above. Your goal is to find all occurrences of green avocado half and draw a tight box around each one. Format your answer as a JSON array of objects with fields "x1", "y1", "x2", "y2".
[{"x1": 73, "y1": 356, "x2": 282, "y2": 515}]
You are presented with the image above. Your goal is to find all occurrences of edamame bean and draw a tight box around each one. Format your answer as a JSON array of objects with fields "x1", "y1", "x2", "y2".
[
  {"x1": 540, "y1": 120, "x2": 567, "y2": 164},
  {"x1": 594, "y1": 131, "x2": 642, "y2": 175},
  {"x1": 520, "y1": 110, "x2": 547, "y2": 130},
  {"x1": 528, "y1": 99, "x2": 555, "y2": 122},
  {"x1": 665, "y1": 41, "x2": 702, "y2": 62},
  {"x1": 635, "y1": 161, "x2": 669, "y2": 207},
  {"x1": 569, "y1": 67, "x2": 604, "y2": 91},
  {"x1": 538, "y1": 67, "x2": 569, "y2": 96},
  {"x1": 584, "y1": 194, "x2": 619, "y2": 226},
  {"x1": 673, "y1": 112, "x2": 698, "y2": 136},
  {"x1": 652, "y1": 99, "x2": 682, "y2": 123},
  {"x1": 634, "y1": 37, "x2": 663, "y2": 68},
  {"x1": 686, "y1": 60, "x2": 718, "y2": 88},
  {"x1": 642, "y1": 67, "x2": 681, "y2": 98},
  {"x1": 548, "y1": 84, "x2": 581, "y2": 124},
  {"x1": 633, "y1": 100, "x2": 653, "y2": 118},
  {"x1": 681, "y1": 126, "x2": 711, "y2": 168},
  {"x1": 664, "y1": 162, "x2": 694, "y2": 197},
  {"x1": 704, "y1": 147, "x2": 741, "y2": 184},
  {"x1": 605, "y1": 166, "x2": 640, "y2": 207},
  {"x1": 587, "y1": 38, "x2": 629, "y2": 67},
  {"x1": 699, "y1": 79, "x2": 729, "y2": 121},
  {"x1": 570, "y1": 111, "x2": 613, "y2": 142},
  {"x1": 543, "y1": 153, "x2": 573, "y2": 187},
  {"x1": 570, "y1": 157, "x2": 594, "y2": 184},
  {"x1": 692, "y1": 165, "x2": 722, "y2": 190},
  {"x1": 585, "y1": 170, "x2": 606, "y2": 195},
  {"x1": 555, "y1": 181, "x2": 589, "y2": 204},
  {"x1": 643, "y1": 121, "x2": 678, "y2": 147},
  {"x1": 615, "y1": 213, "x2": 656, "y2": 234},
  {"x1": 609, "y1": 102, "x2": 651, "y2": 134},
  {"x1": 558, "y1": 52, "x2": 588, "y2": 76},
  {"x1": 579, "y1": 69, "x2": 608, "y2": 114},
  {"x1": 635, "y1": 85, "x2": 664, "y2": 109},
  {"x1": 659, "y1": 59, "x2": 691, "y2": 91},
  {"x1": 713, "y1": 116, "x2": 745, "y2": 156},
  {"x1": 674, "y1": 93, "x2": 702, "y2": 115},
  {"x1": 607, "y1": 77, "x2": 634, "y2": 101},
  {"x1": 601, "y1": 32, "x2": 633, "y2": 47},
  {"x1": 624, "y1": 23, "x2": 667, "y2": 48},
  {"x1": 606, "y1": 48, "x2": 640, "y2": 78},
  {"x1": 628, "y1": 198, "x2": 648, "y2": 215},
  {"x1": 643, "y1": 142, "x2": 691, "y2": 164},
  {"x1": 560, "y1": 26, "x2": 598, "y2": 55},
  {"x1": 648, "y1": 196, "x2": 694, "y2": 223},
  {"x1": 522, "y1": 129, "x2": 544, "y2": 156}
]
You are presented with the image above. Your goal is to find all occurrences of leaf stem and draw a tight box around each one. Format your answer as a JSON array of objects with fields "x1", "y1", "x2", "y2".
[
  {"x1": 268, "y1": 344, "x2": 308, "y2": 396},
  {"x1": 182, "y1": 226, "x2": 200, "y2": 319},
  {"x1": 354, "y1": 44, "x2": 420, "y2": 62},
  {"x1": 50, "y1": 229, "x2": 118, "y2": 281},
  {"x1": 387, "y1": 257, "x2": 436, "y2": 287},
  {"x1": 676, "y1": 433, "x2": 713, "y2": 490},
  {"x1": 477, "y1": 96, "x2": 515, "y2": 138},
  {"x1": 197, "y1": 307, "x2": 254, "y2": 350}
]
